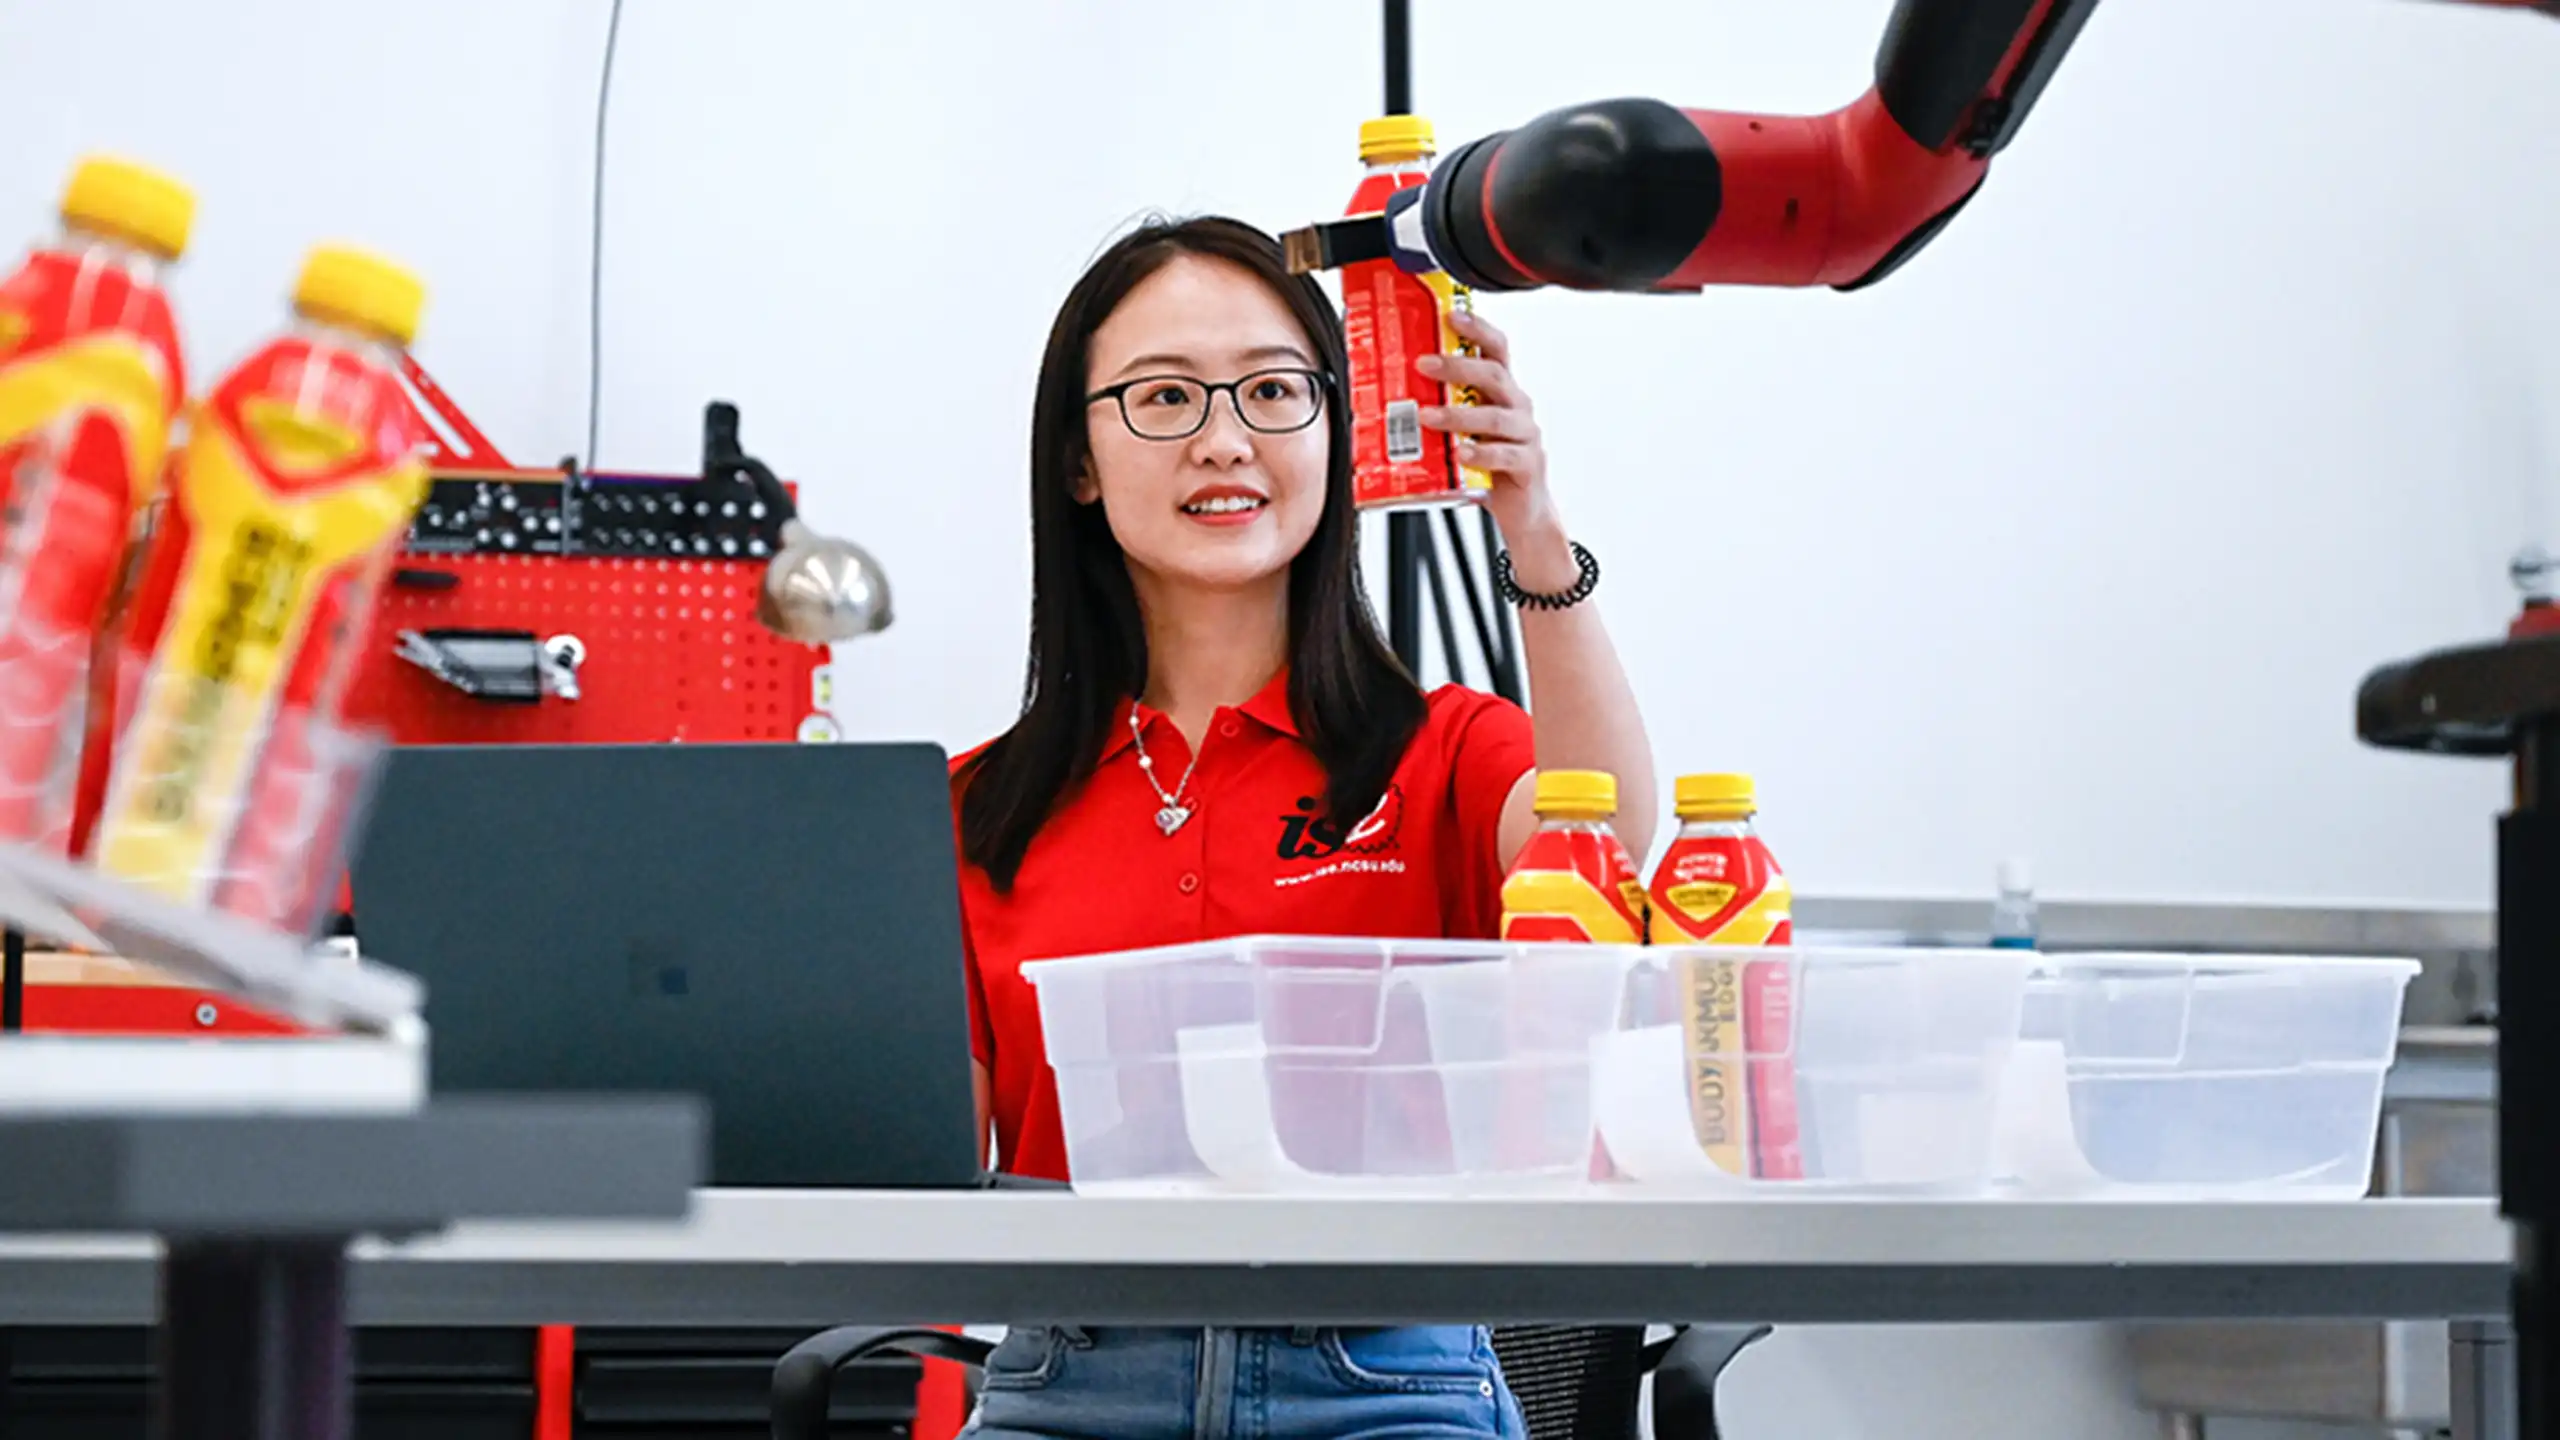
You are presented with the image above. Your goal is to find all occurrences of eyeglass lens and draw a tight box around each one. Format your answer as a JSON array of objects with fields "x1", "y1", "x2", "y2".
[{"x1": 1114, "y1": 370, "x2": 1323, "y2": 439}]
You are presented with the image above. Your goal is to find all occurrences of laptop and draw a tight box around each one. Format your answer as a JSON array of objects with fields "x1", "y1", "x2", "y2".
[{"x1": 347, "y1": 741, "x2": 994, "y2": 1189}]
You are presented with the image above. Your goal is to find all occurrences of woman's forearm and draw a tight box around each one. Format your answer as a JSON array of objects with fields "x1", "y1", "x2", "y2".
[{"x1": 1500, "y1": 513, "x2": 1658, "y2": 862}]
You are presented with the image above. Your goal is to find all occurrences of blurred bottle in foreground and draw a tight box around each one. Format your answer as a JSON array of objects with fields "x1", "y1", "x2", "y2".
[
  {"x1": 0, "y1": 156, "x2": 194, "y2": 852},
  {"x1": 89, "y1": 243, "x2": 433, "y2": 928}
]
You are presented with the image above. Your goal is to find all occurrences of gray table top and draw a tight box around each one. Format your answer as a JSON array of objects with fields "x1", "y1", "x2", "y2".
[
  {"x1": 0, "y1": 1097, "x2": 705, "y2": 1235},
  {"x1": 0, "y1": 1189, "x2": 2512, "y2": 1328}
]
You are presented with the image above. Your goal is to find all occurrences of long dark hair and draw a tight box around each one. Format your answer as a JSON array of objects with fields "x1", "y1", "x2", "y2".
[{"x1": 958, "y1": 215, "x2": 1426, "y2": 892}]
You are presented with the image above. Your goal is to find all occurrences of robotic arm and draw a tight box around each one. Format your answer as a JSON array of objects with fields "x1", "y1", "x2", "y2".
[
  {"x1": 1286, "y1": 0, "x2": 2555, "y2": 294},
  {"x1": 1289, "y1": 3, "x2": 2560, "y2": 1434},
  {"x1": 1288, "y1": 0, "x2": 2097, "y2": 292}
]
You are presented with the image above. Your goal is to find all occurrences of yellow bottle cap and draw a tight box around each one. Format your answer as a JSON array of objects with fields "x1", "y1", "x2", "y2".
[
  {"x1": 1675, "y1": 772, "x2": 1757, "y2": 819},
  {"x1": 59, "y1": 156, "x2": 196, "y2": 261},
  {"x1": 1359, "y1": 115, "x2": 1437, "y2": 163},
  {"x1": 293, "y1": 244, "x2": 426, "y2": 348},
  {"x1": 1533, "y1": 769, "x2": 1617, "y2": 818}
]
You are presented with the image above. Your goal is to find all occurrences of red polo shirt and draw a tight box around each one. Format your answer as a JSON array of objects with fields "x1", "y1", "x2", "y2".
[{"x1": 952, "y1": 672, "x2": 1535, "y2": 1181}]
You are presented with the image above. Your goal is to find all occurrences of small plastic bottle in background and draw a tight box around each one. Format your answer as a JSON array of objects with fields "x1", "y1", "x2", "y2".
[
  {"x1": 1990, "y1": 857, "x2": 2039, "y2": 950},
  {"x1": 1499, "y1": 770, "x2": 1647, "y2": 944},
  {"x1": 1646, "y1": 773, "x2": 1801, "y2": 1180}
]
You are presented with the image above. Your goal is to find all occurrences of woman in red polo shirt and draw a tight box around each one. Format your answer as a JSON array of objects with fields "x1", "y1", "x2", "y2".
[{"x1": 950, "y1": 215, "x2": 1653, "y2": 1440}]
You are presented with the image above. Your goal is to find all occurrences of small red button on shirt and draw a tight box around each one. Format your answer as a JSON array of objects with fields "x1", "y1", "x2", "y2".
[{"x1": 952, "y1": 671, "x2": 1535, "y2": 1182}]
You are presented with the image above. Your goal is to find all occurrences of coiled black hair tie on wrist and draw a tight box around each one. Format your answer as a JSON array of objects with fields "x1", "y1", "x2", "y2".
[{"x1": 1494, "y1": 541, "x2": 1600, "y2": 611}]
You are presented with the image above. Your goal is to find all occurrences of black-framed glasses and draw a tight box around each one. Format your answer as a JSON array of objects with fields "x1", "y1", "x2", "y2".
[{"x1": 1085, "y1": 367, "x2": 1333, "y2": 441}]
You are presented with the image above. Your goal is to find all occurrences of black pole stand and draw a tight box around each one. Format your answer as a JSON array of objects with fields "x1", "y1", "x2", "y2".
[
  {"x1": 2359, "y1": 627, "x2": 2560, "y2": 1439},
  {"x1": 2, "y1": 927, "x2": 18, "y2": 1433},
  {"x1": 1374, "y1": 0, "x2": 1524, "y2": 703},
  {"x1": 1381, "y1": 0, "x2": 1427, "y2": 677},
  {"x1": 2, "y1": 925, "x2": 23, "y2": 1032}
]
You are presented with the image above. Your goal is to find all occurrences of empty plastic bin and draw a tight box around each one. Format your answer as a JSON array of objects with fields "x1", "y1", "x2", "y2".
[
  {"x1": 1023, "y1": 936, "x2": 1633, "y2": 1193},
  {"x1": 1994, "y1": 952, "x2": 2422, "y2": 1199},
  {"x1": 1593, "y1": 946, "x2": 2036, "y2": 1194}
]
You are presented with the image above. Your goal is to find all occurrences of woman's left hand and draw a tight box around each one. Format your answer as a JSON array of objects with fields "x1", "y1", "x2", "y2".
[{"x1": 1417, "y1": 309, "x2": 1567, "y2": 563}]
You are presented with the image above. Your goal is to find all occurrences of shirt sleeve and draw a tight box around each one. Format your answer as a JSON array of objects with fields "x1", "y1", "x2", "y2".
[{"x1": 1438, "y1": 688, "x2": 1537, "y2": 936}]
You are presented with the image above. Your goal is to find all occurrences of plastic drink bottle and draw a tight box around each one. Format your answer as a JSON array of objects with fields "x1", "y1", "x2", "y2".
[
  {"x1": 1500, "y1": 770, "x2": 1648, "y2": 943},
  {"x1": 1990, "y1": 856, "x2": 2039, "y2": 949},
  {"x1": 1339, "y1": 116, "x2": 1490, "y2": 511},
  {"x1": 91, "y1": 244, "x2": 432, "y2": 923},
  {"x1": 0, "y1": 157, "x2": 194, "y2": 850},
  {"x1": 1648, "y1": 773, "x2": 1802, "y2": 1179}
]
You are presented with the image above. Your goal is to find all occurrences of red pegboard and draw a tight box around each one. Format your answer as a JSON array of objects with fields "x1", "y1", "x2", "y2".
[{"x1": 351, "y1": 550, "x2": 829, "y2": 746}]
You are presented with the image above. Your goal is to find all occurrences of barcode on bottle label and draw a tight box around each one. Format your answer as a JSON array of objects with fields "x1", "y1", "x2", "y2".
[{"x1": 1385, "y1": 399, "x2": 1423, "y2": 462}]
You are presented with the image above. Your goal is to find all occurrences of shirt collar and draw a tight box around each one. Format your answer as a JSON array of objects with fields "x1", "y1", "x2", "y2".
[{"x1": 1100, "y1": 666, "x2": 1298, "y2": 761}]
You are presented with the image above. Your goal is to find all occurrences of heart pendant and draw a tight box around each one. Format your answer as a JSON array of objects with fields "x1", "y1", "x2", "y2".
[{"x1": 1155, "y1": 804, "x2": 1192, "y2": 836}]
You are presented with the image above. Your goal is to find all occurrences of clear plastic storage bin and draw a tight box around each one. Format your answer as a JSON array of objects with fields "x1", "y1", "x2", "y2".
[
  {"x1": 1994, "y1": 953, "x2": 2421, "y2": 1199},
  {"x1": 1024, "y1": 936, "x2": 1632, "y2": 1193},
  {"x1": 0, "y1": 626, "x2": 414, "y2": 1032},
  {"x1": 1595, "y1": 946, "x2": 2037, "y2": 1194}
]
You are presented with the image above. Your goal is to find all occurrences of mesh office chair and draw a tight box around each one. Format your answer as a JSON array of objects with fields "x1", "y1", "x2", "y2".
[{"x1": 770, "y1": 1322, "x2": 1771, "y2": 1440}]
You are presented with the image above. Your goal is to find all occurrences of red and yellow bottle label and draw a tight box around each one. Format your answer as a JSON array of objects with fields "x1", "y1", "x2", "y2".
[
  {"x1": 1500, "y1": 827, "x2": 1647, "y2": 944},
  {"x1": 1342, "y1": 172, "x2": 1490, "y2": 510},
  {"x1": 1652, "y1": 834, "x2": 1803, "y2": 1179},
  {"x1": 94, "y1": 335, "x2": 428, "y2": 903},
  {"x1": 1649, "y1": 834, "x2": 1794, "y2": 946},
  {"x1": 0, "y1": 249, "x2": 185, "y2": 848}
]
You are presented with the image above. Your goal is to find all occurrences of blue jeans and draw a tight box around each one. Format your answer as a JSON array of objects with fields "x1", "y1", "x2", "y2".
[{"x1": 958, "y1": 1324, "x2": 1530, "y2": 1440}]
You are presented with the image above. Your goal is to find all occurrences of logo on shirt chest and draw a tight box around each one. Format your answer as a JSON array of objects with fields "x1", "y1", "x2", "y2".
[{"x1": 1275, "y1": 785, "x2": 1404, "y2": 861}]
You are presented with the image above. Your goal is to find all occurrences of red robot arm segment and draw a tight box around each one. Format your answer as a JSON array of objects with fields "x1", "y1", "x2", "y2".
[{"x1": 1355, "y1": 0, "x2": 2097, "y2": 294}]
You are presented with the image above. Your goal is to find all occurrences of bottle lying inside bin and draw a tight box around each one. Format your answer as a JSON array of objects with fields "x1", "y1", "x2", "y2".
[
  {"x1": 0, "y1": 156, "x2": 194, "y2": 852},
  {"x1": 1500, "y1": 769, "x2": 1648, "y2": 943},
  {"x1": 89, "y1": 244, "x2": 433, "y2": 926},
  {"x1": 1648, "y1": 773, "x2": 1803, "y2": 1180}
]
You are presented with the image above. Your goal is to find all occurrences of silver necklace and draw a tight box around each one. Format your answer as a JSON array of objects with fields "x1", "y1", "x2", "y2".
[{"x1": 1128, "y1": 709, "x2": 1202, "y2": 836}]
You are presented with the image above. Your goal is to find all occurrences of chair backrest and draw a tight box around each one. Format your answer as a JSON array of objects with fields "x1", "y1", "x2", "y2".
[{"x1": 1490, "y1": 1325, "x2": 1648, "y2": 1440}]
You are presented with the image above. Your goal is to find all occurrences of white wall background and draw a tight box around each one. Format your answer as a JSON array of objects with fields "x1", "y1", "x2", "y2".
[
  {"x1": 4, "y1": 0, "x2": 2553, "y2": 912},
  {"x1": 4, "y1": 4, "x2": 2547, "y2": 1435}
]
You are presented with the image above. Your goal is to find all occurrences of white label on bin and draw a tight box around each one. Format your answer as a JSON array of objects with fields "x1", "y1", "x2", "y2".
[
  {"x1": 1175, "y1": 1024, "x2": 1316, "y2": 1183},
  {"x1": 1591, "y1": 1026, "x2": 1751, "y2": 1185}
]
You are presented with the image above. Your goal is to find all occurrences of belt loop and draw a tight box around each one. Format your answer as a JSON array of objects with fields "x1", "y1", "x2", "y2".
[
  {"x1": 1058, "y1": 1325, "x2": 1094, "y2": 1348},
  {"x1": 1289, "y1": 1326, "x2": 1319, "y2": 1346}
]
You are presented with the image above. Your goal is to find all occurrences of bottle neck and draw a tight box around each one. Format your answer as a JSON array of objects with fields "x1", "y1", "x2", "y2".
[
  {"x1": 1535, "y1": 812, "x2": 1618, "y2": 834},
  {"x1": 1674, "y1": 812, "x2": 1757, "y2": 839},
  {"x1": 1363, "y1": 152, "x2": 1432, "y2": 177},
  {"x1": 52, "y1": 222, "x2": 165, "y2": 282},
  {"x1": 289, "y1": 313, "x2": 404, "y2": 367}
]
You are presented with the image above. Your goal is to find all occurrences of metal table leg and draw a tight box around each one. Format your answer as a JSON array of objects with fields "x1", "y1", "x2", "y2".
[
  {"x1": 2454, "y1": 1320, "x2": 2519, "y2": 1440},
  {"x1": 158, "y1": 1239, "x2": 354, "y2": 1440}
]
